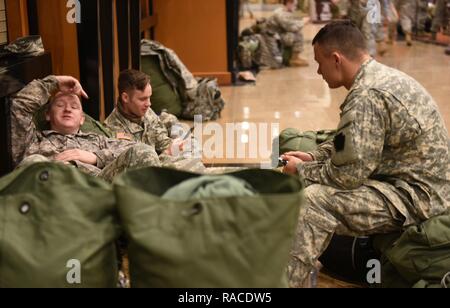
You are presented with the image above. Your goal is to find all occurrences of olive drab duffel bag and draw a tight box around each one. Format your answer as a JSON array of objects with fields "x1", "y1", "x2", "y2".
[
  {"x1": 0, "y1": 163, "x2": 120, "y2": 288},
  {"x1": 373, "y1": 212, "x2": 450, "y2": 288},
  {"x1": 277, "y1": 128, "x2": 336, "y2": 155},
  {"x1": 114, "y1": 167, "x2": 303, "y2": 288}
]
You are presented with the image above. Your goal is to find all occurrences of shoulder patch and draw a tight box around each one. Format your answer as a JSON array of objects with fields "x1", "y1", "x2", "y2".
[
  {"x1": 333, "y1": 133, "x2": 346, "y2": 152},
  {"x1": 116, "y1": 132, "x2": 134, "y2": 141}
]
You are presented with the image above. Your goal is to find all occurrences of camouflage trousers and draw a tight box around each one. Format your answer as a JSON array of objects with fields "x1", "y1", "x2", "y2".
[
  {"x1": 349, "y1": 4, "x2": 381, "y2": 56},
  {"x1": 280, "y1": 32, "x2": 304, "y2": 54},
  {"x1": 19, "y1": 144, "x2": 206, "y2": 183},
  {"x1": 395, "y1": 0, "x2": 427, "y2": 33},
  {"x1": 257, "y1": 33, "x2": 283, "y2": 69},
  {"x1": 288, "y1": 182, "x2": 405, "y2": 288}
]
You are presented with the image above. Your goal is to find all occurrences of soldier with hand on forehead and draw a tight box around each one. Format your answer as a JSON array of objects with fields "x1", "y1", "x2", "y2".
[{"x1": 11, "y1": 75, "x2": 165, "y2": 182}]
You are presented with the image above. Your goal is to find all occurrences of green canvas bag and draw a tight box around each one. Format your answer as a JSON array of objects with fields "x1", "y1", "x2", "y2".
[
  {"x1": 141, "y1": 55, "x2": 183, "y2": 117},
  {"x1": 278, "y1": 128, "x2": 336, "y2": 155},
  {"x1": 374, "y1": 212, "x2": 450, "y2": 288},
  {"x1": 114, "y1": 167, "x2": 303, "y2": 288},
  {"x1": 0, "y1": 163, "x2": 120, "y2": 288}
]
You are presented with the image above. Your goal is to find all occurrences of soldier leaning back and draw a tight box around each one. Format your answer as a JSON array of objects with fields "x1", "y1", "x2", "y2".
[{"x1": 10, "y1": 75, "x2": 165, "y2": 182}]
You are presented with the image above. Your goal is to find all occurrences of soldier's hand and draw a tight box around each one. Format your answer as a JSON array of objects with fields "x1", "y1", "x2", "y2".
[
  {"x1": 281, "y1": 155, "x2": 303, "y2": 175},
  {"x1": 166, "y1": 138, "x2": 186, "y2": 156},
  {"x1": 55, "y1": 149, "x2": 97, "y2": 165},
  {"x1": 283, "y1": 151, "x2": 313, "y2": 162},
  {"x1": 55, "y1": 76, "x2": 89, "y2": 99}
]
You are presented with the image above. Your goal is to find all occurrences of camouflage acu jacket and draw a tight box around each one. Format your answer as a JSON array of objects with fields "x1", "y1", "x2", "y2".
[
  {"x1": 266, "y1": 7, "x2": 304, "y2": 34},
  {"x1": 10, "y1": 76, "x2": 137, "y2": 176},
  {"x1": 104, "y1": 107, "x2": 172, "y2": 154},
  {"x1": 141, "y1": 39, "x2": 225, "y2": 121},
  {"x1": 299, "y1": 59, "x2": 450, "y2": 225}
]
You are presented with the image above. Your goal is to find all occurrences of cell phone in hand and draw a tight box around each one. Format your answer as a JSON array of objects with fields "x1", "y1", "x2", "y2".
[
  {"x1": 278, "y1": 157, "x2": 288, "y2": 166},
  {"x1": 181, "y1": 126, "x2": 195, "y2": 140}
]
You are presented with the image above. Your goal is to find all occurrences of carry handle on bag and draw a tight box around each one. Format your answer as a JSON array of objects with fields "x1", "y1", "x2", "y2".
[{"x1": 114, "y1": 167, "x2": 304, "y2": 288}]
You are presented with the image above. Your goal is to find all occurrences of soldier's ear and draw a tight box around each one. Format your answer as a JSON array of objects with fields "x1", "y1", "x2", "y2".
[
  {"x1": 332, "y1": 52, "x2": 341, "y2": 67},
  {"x1": 121, "y1": 92, "x2": 129, "y2": 104},
  {"x1": 45, "y1": 105, "x2": 51, "y2": 122},
  {"x1": 80, "y1": 114, "x2": 85, "y2": 126}
]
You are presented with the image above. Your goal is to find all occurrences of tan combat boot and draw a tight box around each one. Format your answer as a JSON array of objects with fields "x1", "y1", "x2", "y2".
[
  {"x1": 289, "y1": 52, "x2": 309, "y2": 67},
  {"x1": 405, "y1": 32, "x2": 412, "y2": 46}
]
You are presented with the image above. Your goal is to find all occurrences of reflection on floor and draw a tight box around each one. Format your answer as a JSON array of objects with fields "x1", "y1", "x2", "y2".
[{"x1": 205, "y1": 20, "x2": 450, "y2": 166}]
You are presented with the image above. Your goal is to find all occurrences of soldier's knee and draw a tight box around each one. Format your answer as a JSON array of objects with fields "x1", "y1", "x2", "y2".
[
  {"x1": 303, "y1": 184, "x2": 323, "y2": 205},
  {"x1": 303, "y1": 184, "x2": 337, "y2": 209},
  {"x1": 18, "y1": 155, "x2": 51, "y2": 168},
  {"x1": 125, "y1": 144, "x2": 161, "y2": 167}
]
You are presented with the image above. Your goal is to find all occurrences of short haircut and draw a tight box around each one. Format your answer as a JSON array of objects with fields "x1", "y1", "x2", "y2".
[
  {"x1": 312, "y1": 20, "x2": 368, "y2": 60},
  {"x1": 118, "y1": 69, "x2": 151, "y2": 103},
  {"x1": 283, "y1": 0, "x2": 295, "y2": 5}
]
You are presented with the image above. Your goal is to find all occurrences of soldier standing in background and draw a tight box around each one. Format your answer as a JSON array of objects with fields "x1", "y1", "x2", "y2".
[
  {"x1": 431, "y1": 0, "x2": 450, "y2": 55},
  {"x1": 349, "y1": 0, "x2": 388, "y2": 57},
  {"x1": 266, "y1": 0, "x2": 309, "y2": 67},
  {"x1": 281, "y1": 21, "x2": 449, "y2": 287}
]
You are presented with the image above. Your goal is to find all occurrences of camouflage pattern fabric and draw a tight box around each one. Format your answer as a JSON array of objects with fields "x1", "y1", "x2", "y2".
[
  {"x1": 159, "y1": 110, "x2": 180, "y2": 135},
  {"x1": 141, "y1": 40, "x2": 225, "y2": 121},
  {"x1": 104, "y1": 105, "x2": 203, "y2": 164},
  {"x1": 395, "y1": 0, "x2": 427, "y2": 33},
  {"x1": 181, "y1": 77, "x2": 224, "y2": 122},
  {"x1": 349, "y1": 0, "x2": 380, "y2": 56},
  {"x1": 289, "y1": 59, "x2": 450, "y2": 287},
  {"x1": 104, "y1": 106, "x2": 172, "y2": 154},
  {"x1": 5, "y1": 35, "x2": 45, "y2": 57},
  {"x1": 10, "y1": 76, "x2": 164, "y2": 180},
  {"x1": 266, "y1": 7, "x2": 305, "y2": 54}
]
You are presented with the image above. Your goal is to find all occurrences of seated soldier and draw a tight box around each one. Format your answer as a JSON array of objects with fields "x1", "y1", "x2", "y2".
[
  {"x1": 104, "y1": 69, "x2": 199, "y2": 160},
  {"x1": 281, "y1": 21, "x2": 449, "y2": 287},
  {"x1": 10, "y1": 75, "x2": 164, "y2": 182},
  {"x1": 266, "y1": 0, "x2": 309, "y2": 67}
]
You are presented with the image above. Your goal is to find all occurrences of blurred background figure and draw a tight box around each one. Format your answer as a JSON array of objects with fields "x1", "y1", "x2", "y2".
[
  {"x1": 266, "y1": 0, "x2": 309, "y2": 66},
  {"x1": 349, "y1": 0, "x2": 387, "y2": 56},
  {"x1": 431, "y1": 0, "x2": 450, "y2": 55},
  {"x1": 382, "y1": 0, "x2": 399, "y2": 44},
  {"x1": 240, "y1": 0, "x2": 254, "y2": 19}
]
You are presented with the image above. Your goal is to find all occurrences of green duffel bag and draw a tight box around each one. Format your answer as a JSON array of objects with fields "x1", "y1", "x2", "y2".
[
  {"x1": 141, "y1": 55, "x2": 183, "y2": 117},
  {"x1": 278, "y1": 128, "x2": 336, "y2": 155},
  {"x1": 0, "y1": 163, "x2": 120, "y2": 288},
  {"x1": 114, "y1": 167, "x2": 303, "y2": 288},
  {"x1": 374, "y1": 212, "x2": 450, "y2": 288}
]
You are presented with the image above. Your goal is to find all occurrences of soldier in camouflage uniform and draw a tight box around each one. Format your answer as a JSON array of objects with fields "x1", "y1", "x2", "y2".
[
  {"x1": 266, "y1": 0, "x2": 309, "y2": 67},
  {"x1": 104, "y1": 70, "x2": 205, "y2": 172},
  {"x1": 281, "y1": 21, "x2": 449, "y2": 287},
  {"x1": 395, "y1": 0, "x2": 428, "y2": 45},
  {"x1": 431, "y1": 0, "x2": 450, "y2": 54},
  {"x1": 349, "y1": 0, "x2": 388, "y2": 57},
  {"x1": 10, "y1": 75, "x2": 167, "y2": 182}
]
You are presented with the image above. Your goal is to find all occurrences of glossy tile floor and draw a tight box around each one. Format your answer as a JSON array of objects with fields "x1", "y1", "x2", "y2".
[{"x1": 205, "y1": 18, "x2": 450, "y2": 166}]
